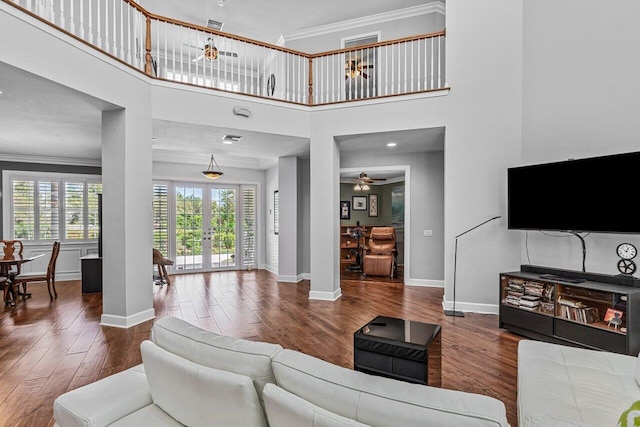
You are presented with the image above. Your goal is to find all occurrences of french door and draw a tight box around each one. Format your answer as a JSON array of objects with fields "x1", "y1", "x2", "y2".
[{"x1": 167, "y1": 182, "x2": 255, "y2": 273}]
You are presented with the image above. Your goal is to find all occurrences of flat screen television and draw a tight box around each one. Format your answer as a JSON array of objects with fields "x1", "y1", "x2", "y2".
[{"x1": 508, "y1": 151, "x2": 640, "y2": 234}]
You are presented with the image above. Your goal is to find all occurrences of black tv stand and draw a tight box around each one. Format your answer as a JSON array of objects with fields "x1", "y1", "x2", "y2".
[{"x1": 521, "y1": 265, "x2": 640, "y2": 288}]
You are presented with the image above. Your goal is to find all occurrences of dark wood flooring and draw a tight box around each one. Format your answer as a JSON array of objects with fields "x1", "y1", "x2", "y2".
[{"x1": 0, "y1": 270, "x2": 522, "y2": 426}]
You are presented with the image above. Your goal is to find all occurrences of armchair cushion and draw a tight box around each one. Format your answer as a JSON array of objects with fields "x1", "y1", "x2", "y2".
[
  {"x1": 141, "y1": 340, "x2": 267, "y2": 427},
  {"x1": 53, "y1": 365, "x2": 152, "y2": 427}
]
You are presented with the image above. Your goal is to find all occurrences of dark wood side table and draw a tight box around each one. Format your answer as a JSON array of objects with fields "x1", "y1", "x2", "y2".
[
  {"x1": 80, "y1": 254, "x2": 102, "y2": 293},
  {"x1": 354, "y1": 315, "x2": 441, "y2": 386}
]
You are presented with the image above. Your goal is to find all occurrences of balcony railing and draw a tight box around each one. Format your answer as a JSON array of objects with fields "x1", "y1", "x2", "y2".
[{"x1": 3, "y1": 0, "x2": 447, "y2": 106}]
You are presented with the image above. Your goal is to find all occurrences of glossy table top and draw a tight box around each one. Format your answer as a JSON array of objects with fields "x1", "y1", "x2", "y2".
[
  {"x1": 355, "y1": 315, "x2": 441, "y2": 347},
  {"x1": 0, "y1": 253, "x2": 45, "y2": 264}
]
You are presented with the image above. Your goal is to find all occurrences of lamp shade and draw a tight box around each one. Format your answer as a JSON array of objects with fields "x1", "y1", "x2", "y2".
[{"x1": 202, "y1": 154, "x2": 223, "y2": 179}]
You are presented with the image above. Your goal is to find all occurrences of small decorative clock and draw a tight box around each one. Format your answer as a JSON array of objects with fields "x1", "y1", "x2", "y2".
[{"x1": 616, "y1": 243, "x2": 637, "y2": 276}]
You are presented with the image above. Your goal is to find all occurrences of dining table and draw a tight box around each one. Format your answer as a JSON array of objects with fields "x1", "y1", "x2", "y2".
[{"x1": 1, "y1": 253, "x2": 45, "y2": 307}]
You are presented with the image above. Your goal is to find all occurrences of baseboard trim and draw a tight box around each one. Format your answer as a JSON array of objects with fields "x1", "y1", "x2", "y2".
[
  {"x1": 100, "y1": 309, "x2": 156, "y2": 329},
  {"x1": 441, "y1": 299, "x2": 498, "y2": 315},
  {"x1": 264, "y1": 264, "x2": 278, "y2": 275},
  {"x1": 405, "y1": 278, "x2": 444, "y2": 287},
  {"x1": 302, "y1": 273, "x2": 311, "y2": 280},
  {"x1": 277, "y1": 274, "x2": 303, "y2": 283},
  {"x1": 309, "y1": 288, "x2": 342, "y2": 301}
]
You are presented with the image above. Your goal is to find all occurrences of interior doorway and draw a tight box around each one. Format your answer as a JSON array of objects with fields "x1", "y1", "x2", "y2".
[{"x1": 339, "y1": 167, "x2": 408, "y2": 284}]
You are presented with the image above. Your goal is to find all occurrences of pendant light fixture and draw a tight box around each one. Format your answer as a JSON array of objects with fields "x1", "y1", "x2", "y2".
[{"x1": 202, "y1": 154, "x2": 224, "y2": 179}]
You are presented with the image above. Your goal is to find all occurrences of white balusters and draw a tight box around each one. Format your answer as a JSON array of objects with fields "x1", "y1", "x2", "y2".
[
  {"x1": 118, "y1": 0, "x2": 123, "y2": 60},
  {"x1": 59, "y1": 0, "x2": 64, "y2": 30},
  {"x1": 68, "y1": 0, "x2": 74, "y2": 35},
  {"x1": 111, "y1": 0, "x2": 116, "y2": 56},
  {"x1": 78, "y1": 0, "x2": 84, "y2": 40},
  {"x1": 437, "y1": 36, "x2": 442, "y2": 89}
]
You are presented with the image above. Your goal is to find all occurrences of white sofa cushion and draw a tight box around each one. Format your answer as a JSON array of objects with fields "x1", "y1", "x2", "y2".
[
  {"x1": 109, "y1": 404, "x2": 184, "y2": 427},
  {"x1": 141, "y1": 340, "x2": 267, "y2": 427},
  {"x1": 151, "y1": 316, "x2": 282, "y2": 402},
  {"x1": 53, "y1": 364, "x2": 152, "y2": 427},
  {"x1": 263, "y1": 383, "x2": 371, "y2": 427},
  {"x1": 518, "y1": 340, "x2": 640, "y2": 427},
  {"x1": 272, "y1": 349, "x2": 509, "y2": 427}
]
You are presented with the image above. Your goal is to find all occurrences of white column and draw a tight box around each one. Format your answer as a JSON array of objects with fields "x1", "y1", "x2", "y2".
[
  {"x1": 309, "y1": 123, "x2": 341, "y2": 301},
  {"x1": 277, "y1": 156, "x2": 300, "y2": 282},
  {"x1": 101, "y1": 108, "x2": 154, "y2": 328}
]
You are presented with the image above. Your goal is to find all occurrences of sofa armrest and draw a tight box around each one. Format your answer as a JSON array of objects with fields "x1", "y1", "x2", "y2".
[{"x1": 54, "y1": 365, "x2": 152, "y2": 427}]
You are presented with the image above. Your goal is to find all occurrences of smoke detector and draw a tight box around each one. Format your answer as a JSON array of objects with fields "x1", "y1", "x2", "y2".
[{"x1": 207, "y1": 19, "x2": 224, "y2": 31}]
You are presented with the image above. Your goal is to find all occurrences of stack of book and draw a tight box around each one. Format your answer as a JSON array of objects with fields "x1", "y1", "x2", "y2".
[
  {"x1": 504, "y1": 279, "x2": 525, "y2": 306},
  {"x1": 519, "y1": 294, "x2": 541, "y2": 310},
  {"x1": 557, "y1": 297, "x2": 599, "y2": 323}
]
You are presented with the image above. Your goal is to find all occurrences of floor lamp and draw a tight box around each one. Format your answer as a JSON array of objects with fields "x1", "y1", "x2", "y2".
[{"x1": 444, "y1": 215, "x2": 502, "y2": 317}]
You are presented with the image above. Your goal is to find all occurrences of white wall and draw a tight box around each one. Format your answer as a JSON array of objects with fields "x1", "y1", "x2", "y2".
[
  {"x1": 520, "y1": 0, "x2": 640, "y2": 274},
  {"x1": 443, "y1": 0, "x2": 523, "y2": 313},
  {"x1": 286, "y1": 11, "x2": 444, "y2": 53}
]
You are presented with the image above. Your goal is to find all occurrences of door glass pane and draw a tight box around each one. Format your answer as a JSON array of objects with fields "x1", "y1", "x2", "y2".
[
  {"x1": 211, "y1": 188, "x2": 236, "y2": 268},
  {"x1": 175, "y1": 186, "x2": 203, "y2": 270}
]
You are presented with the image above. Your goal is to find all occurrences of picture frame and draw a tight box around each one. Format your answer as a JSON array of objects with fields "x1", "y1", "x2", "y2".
[
  {"x1": 352, "y1": 196, "x2": 367, "y2": 211},
  {"x1": 340, "y1": 201, "x2": 351, "y2": 219},
  {"x1": 368, "y1": 194, "x2": 378, "y2": 217}
]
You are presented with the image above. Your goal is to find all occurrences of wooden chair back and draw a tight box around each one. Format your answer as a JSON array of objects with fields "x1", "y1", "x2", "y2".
[
  {"x1": 1, "y1": 240, "x2": 24, "y2": 257},
  {"x1": 47, "y1": 242, "x2": 61, "y2": 280}
]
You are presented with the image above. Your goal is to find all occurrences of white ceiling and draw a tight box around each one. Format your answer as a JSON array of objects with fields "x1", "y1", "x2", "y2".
[
  {"x1": 0, "y1": 2, "x2": 444, "y2": 169},
  {"x1": 138, "y1": 0, "x2": 431, "y2": 46}
]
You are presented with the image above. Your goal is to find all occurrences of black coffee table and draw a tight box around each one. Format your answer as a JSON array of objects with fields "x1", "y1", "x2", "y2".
[{"x1": 353, "y1": 315, "x2": 441, "y2": 386}]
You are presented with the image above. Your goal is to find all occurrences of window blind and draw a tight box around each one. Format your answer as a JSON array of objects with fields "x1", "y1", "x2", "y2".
[
  {"x1": 242, "y1": 186, "x2": 256, "y2": 268},
  {"x1": 65, "y1": 181, "x2": 85, "y2": 239},
  {"x1": 153, "y1": 184, "x2": 169, "y2": 255},
  {"x1": 12, "y1": 179, "x2": 35, "y2": 240},
  {"x1": 87, "y1": 183, "x2": 102, "y2": 239},
  {"x1": 38, "y1": 180, "x2": 60, "y2": 240}
]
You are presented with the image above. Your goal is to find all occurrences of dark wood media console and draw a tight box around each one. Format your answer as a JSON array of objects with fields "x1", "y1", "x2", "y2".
[{"x1": 499, "y1": 265, "x2": 640, "y2": 355}]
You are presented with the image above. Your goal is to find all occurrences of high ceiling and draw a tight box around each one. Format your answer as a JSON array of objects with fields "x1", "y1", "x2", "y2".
[
  {"x1": 0, "y1": 1, "x2": 444, "y2": 168},
  {"x1": 137, "y1": 0, "x2": 432, "y2": 46}
]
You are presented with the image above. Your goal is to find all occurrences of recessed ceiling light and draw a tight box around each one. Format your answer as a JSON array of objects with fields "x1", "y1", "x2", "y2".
[
  {"x1": 222, "y1": 134, "x2": 243, "y2": 144},
  {"x1": 387, "y1": 142, "x2": 397, "y2": 147}
]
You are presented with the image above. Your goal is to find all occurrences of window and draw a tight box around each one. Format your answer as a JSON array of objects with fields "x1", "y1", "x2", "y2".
[
  {"x1": 241, "y1": 186, "x2": 256, "y2": 268},
  {"x1": 4, "y1": 172, "x2": 101, "y2": 242},
  {"x1": 273, "y1": 190, "x2": 279, "y2": 235},
  {"x1": 153, "y1": 183, "x2": 169, "y2": 255}
]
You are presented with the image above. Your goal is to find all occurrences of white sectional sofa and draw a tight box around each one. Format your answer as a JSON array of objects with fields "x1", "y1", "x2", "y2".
[
  {"x1": 54, "y1": 316, "x2": 510, "y2": 427},
  {"x1": 518, "y1": 340, "x2": 640, "y2": 426}
]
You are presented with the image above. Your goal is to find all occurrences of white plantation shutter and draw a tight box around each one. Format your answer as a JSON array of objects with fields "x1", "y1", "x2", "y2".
[
  {"x1": 153, "y1": 183, "x2": 169, "y2": 255},
  {"x1": 7, "y1": 173, "x2": 101, "y2": 242},
  {"x1": 12, "y1": 179, "x2": 35, "y2": 240},
  {"x1": 38, "y1": 180, "x2": 60, "y2": 240},
  {"x1": 241, "y1": 186, "x2": 256, "y2": 268},
  {"x1": 87, "y1": 183, "x2": 103, "y2": 239},
  {"x1": 65, "y1": 181, "x2": 85, "y2": 239}
]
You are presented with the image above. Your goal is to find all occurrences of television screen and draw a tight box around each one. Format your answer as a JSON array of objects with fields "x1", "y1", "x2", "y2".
[{"x1": 508, "y1": 151, "x2": 640, "y2": 233}]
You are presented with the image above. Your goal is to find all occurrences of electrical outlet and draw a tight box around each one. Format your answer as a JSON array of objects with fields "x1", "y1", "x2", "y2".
[{"x1": 423, "y1": 230, "x2": 433, "y2": 237}]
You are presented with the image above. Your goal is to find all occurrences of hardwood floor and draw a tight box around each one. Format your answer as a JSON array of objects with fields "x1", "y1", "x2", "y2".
[{"x1": 0, "y1": 270, "x2": 523, "y2": 426}]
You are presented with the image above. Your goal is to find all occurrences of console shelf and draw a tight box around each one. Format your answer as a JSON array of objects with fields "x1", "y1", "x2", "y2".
[{"x1": 499, "y1": 267, "x2": 640, "y2": 355}]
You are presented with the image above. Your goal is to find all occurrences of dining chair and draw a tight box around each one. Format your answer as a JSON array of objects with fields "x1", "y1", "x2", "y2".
[
  {"x1": 15, "y1": 241, "x2": 61, "y2": 300},
  {"x1": 1, "y1": 239, "x2": 24, "y2": 274},
  {"x1": 153, "y1": 248, "x2": 174, "y2": 286}
]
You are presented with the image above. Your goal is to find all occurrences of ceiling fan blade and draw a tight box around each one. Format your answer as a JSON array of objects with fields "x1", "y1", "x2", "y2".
[
  {"x1": 183, "y1": 43, "x2": 204, "y2": 50},
  {"x1": 192, "y1": 54, "x2": 204, "y2": 62}
]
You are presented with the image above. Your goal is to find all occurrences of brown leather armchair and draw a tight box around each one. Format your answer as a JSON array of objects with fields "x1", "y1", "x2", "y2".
[{"x1": 363, "y1": 227, "x2": 397, "y2": 278}]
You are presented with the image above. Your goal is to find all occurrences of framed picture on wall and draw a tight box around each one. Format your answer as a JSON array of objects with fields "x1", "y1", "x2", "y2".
[
  {"x1": 340, "y1": 201, "x2": 351, "y2": 219},
  {"x1": 368, "y1": 194, "x2": 378, "y2": 217},
  {"x1": 352, "y1": 196, "x2": 367, "y2": 211}
]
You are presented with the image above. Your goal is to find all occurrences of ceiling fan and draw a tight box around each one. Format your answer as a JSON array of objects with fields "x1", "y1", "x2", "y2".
[
  {"x1": 185, "y1": 38, "x2": 238, "y2": 62},
  {"x1": 345, "y1": 60, "x2": 374, "y2": 79},
  {"x1": 345, "y1": 172, "x2": 386, "y2": 190}
]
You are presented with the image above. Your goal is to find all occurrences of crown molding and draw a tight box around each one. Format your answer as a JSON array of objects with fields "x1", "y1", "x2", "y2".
[
  {"x1": 283, "y1": 2, "x2": 445, "y2": 42},
  {"x1": 0, "y1": 153, "x2": 101, "y2": 167}
]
